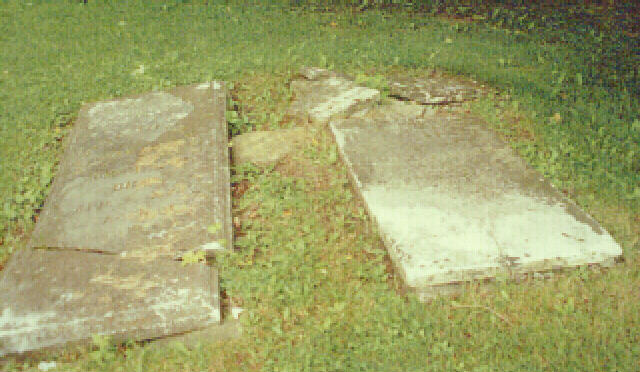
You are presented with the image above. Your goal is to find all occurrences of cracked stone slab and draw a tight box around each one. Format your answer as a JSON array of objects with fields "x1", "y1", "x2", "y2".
[
  {"x1": 0, "y1": 248, "x2": 220, "y2": 357},
  {"x1": 289, "y1": 68, "x2": 379, "y2": 125},
  {"x1": 27, "y1": 82, "x2": 232, "y2": 258},
  {"x1": 329, "y1": 104, "x2": 622, "y2": 301},
  {"x1": 388, "y1": 73, "x2": 482, "y2": 104}
]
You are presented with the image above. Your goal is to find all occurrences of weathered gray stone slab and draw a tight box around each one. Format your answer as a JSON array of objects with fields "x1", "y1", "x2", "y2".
[
  {"x1": 289, "y1": 69, "x2": 379, "y2": 125},
  {"x1": 28, "y1": 82, "x2": 232, "y2": 257},
  {"x1": 0, "y1": 248, "x2": 220, "y2": 357},
  {"x1": 388, "y1": 74, "x2": 482, "y2": 104},
  {"x1": 232, "y1": 127, "x2": 311, "y2": 166},
  {"x1": 330, "y1": 103, "x2": 622, "y2": 300}
]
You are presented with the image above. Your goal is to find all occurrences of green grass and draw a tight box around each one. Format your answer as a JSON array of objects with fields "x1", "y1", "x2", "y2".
[{"x1": 1, "y1": 1, "x2": 638, "y2": 371}]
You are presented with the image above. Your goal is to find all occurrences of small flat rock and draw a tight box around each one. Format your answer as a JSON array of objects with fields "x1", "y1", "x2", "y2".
[
  {"x1": 388, "y1": 74, "x2": 481, "y2": 104},
  {"x1": 289, "y1": 69, "x2": 379, "y2": 125},
  {"x1": 28, "y1": 82, "x2": 232, "y2": 257},
  {"x1": 232, "y1": 127, "x2": 311, "y2": 166},
  {"x1": 0, "y1": 248, "x2": 220, "y2": 357},
  {"x1": 329, "y1": 105, "x2": 622, "y2": 300}
]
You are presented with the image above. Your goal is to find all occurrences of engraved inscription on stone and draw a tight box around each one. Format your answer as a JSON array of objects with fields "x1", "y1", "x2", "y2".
[{"x1": 28, "y1": 82, "x2": 233, "y2": 258}]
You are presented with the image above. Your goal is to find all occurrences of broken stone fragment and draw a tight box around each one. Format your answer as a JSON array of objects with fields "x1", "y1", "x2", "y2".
[
  {"x1": 388, "y1": 74, "x2": 482, "y2": 104},
  {"x1": 299, "y1": 66, "x2": 334, "y2": 80},
  {"x1": 298, "y1": 66, "x2": 354, "y2": 81},
  {"x1": 289, "y1": 71, "x2": 379, "y2": 125}
]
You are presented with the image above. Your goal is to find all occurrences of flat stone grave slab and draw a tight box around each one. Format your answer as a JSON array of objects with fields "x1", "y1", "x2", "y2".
[
  {"x1": 28, "y1": 81, "x2": 232, "y2": 257},
  {"x1": 388, "y1": 73, "x2": 482, "y2": 104},
  {"x1": 289, "y1": 68, "x2": 379, "y2": 125},
  {"x1": 0, "y1": 248, "x2": 220, "y2": 357},
  {"x1": 329, "y1": 102, "x2": 622, "y2": 300}
]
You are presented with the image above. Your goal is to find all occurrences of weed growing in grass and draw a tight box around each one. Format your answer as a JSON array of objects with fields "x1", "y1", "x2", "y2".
[
  {"x1": 355, "y1": 72, "x2": 391, "y2": 102},
  {"x1": 87, "y1": 335, "x2": 118, "y2": 368}
]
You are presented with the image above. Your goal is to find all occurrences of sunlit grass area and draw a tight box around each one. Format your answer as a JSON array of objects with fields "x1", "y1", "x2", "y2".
[{"x1": 0, "y1": 1, "x2": 638, "y2": 371}]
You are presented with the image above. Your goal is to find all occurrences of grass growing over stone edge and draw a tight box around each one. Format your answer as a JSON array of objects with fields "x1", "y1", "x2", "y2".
[{"x1": 0, "y1": 1, "x2": 638, "y2": 371}]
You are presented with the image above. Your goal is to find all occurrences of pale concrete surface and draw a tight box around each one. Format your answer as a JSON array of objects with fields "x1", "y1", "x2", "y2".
[
  {"x1": 232, "y1": 127, "x2": 311, "y2": 166},
  {"x1": 0, "y1": 248, "x2": 220, "y2": 357},
  {"x1": 28, "y1": 81, "x2": 232, "y2": 257},
  {"x1": 331, "y1": 104, "x2": 622, "y2": 300}
]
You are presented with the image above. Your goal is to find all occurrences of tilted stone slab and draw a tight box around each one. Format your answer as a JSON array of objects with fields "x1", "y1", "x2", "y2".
[
  {"x1": 28, "y1": 82, "x2": 232, "y2": 257},
  {"x1": 330, "y1": 103, "x2": 622, "y2": 300},
  {"x1": 388, "y1": 74, "x2": 482, "y2": 104},
  {"x1": 289, "y1": 69, "x2": 379, "y2": 125},
  {"x1": 0, "y1": 248, "x2": 220, "y2": 357}
]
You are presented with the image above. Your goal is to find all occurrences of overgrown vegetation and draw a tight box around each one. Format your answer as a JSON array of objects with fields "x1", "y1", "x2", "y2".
[{"x1": 0, "y1": 0, "x2": 638, "y2": 371}]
